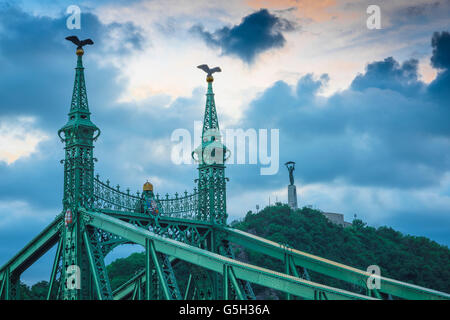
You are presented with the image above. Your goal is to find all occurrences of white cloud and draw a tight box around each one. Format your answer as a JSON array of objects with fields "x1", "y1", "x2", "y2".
[
  {"x1": 300, "y1": 178, "x2": 450, "y2": 227},
  {"x1": 0, "y1": 116, "x2": 49, "y2": 165}
]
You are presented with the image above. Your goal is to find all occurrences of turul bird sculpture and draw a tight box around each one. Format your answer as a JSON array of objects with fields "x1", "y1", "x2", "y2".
[
  {"x1": 197, "y1": 64, "x2": 222, "y2": 77},
  {"x1": 65, "y1": 36, "x2": 94, "y2": 49}
]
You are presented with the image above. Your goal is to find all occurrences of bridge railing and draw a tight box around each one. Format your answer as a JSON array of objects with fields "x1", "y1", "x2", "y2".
[
  {"x1": 93, "y1": 175, "x2": 141, "y2": 212},
  {"x1": 156, "y1": 191, "x2": 199, "y2": 220},
  {"x1": 92, "y1": 175, "x2": 201, "y2": 220}
]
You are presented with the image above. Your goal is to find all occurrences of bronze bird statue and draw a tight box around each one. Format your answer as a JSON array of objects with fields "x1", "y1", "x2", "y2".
[
  {"x1": 197, "y1": 64, "x2": 221, "y2": 77},
  {"x1": 65, "y1": 36, "x2": 94, "y2": 49}
]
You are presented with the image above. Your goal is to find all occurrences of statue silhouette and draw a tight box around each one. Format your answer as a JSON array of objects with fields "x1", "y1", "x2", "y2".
[{"x1": 285, "y1": 161, "x2": 295, "y2": 185}]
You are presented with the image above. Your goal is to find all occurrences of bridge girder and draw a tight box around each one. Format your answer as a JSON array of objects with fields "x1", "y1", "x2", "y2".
[
  {"x1": 81, "y1": 209, "x2": 376, "y2": 300},
  {"x1": 1, "y1": 208, "x2": 449, "y2": 300}
]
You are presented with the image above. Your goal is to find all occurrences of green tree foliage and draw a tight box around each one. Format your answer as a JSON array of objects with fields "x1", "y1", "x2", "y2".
[
  {"x1": 19, "y1": 281, "x2": 49, "y2": 300},
  {"x1": 106, "y1": 252, "x2": 146, "y2": 291}
]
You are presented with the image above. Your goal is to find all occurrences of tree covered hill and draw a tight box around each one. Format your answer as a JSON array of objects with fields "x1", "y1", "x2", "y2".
[
  {"x1": 232, "y1": 204, "x2": 450, "y2": 296},
  {"x1": 19, "y1": 204, "x2": 450, "y2": 298}
]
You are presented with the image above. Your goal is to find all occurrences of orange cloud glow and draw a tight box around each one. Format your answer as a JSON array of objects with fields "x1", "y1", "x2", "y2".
[{"x1": 247, "y1": 0, "x2": 338, "y2": 22}]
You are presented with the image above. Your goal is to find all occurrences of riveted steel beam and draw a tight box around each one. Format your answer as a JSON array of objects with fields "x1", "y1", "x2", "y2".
[
  {"x1": 227, "y1": 265, "x2": 244, "y2": 300},
  {"x1": 147, "y1": 239, "x2": 171, "y2": 300},
  {"x1": 223, "y1": 265, "x2": 229, "y2": 300},
  {"x1": 47, "y1": 237, "x2": 63, "y2": 300},
  {"x1": 0, "y1": 272, "x2": 5, "y2": 299},
  {"x1": 184, "y1": 274, "x2": 193, "y2": 300}
]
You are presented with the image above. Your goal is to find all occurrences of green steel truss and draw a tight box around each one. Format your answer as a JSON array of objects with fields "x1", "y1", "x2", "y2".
[
  {"x1": 83, "y1": 226, "x2": 114, "y2": 299},
  {"x1": 0, "y1": 42, "x2": 449, "y2": 301},
  {"x1": 220, "y1": 240, "x2": 256, "y2": 300}
]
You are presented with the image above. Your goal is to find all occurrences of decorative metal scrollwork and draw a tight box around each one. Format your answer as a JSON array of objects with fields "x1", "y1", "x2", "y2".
[{"x1": 92, "y1": 175, "x2": 220, "y2": 222}]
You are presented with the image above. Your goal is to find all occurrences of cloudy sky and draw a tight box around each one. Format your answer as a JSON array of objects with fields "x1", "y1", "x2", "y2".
[{"x1": 0, "y1": 0, "x2": 449, "y2": 284}]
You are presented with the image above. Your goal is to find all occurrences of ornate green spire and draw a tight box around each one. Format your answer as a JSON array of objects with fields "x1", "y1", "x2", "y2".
[
  {"x1": 59, "y1": 48, "x2": 98, "y2": 135},
  {"x1": 193, "y1": 68, "x2": 229, "y2": 225},
  {"x1": 193, "y1": 73, "x2": 229, "y2": 168},
  {"x1": 58, "y1": 39, "x2": 100, "y2": 300},
  {"x1": 202, "y1": 76, "x2": 220, "y2": 135},
  {"x1": 70, "y1": 53, "x2": 89, "y2": 111}
]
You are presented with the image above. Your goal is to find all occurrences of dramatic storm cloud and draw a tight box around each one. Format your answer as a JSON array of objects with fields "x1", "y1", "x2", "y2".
[
  {"x1": 191, "y1": 9, "x2": 295, "y2": 63},
  {"x1": 431, "y1": 31, "x2": 450, "y2": 69},
  {"x1": 350, "y1": 57, "x2": 424, "y2": 94}
]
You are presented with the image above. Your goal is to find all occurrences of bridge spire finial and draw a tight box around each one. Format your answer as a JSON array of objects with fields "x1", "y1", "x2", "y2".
[
  {"x1": 64, "y1": 36, "x2": 94, "y2": 116},
  {"x1": 196, "y1": 64, "x2": 221, "y2": 137},
  {"x1": 59, "y1": 35, "x2": 99, "y2": 141}
]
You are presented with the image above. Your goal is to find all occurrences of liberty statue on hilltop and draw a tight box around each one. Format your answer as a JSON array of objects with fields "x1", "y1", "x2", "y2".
[
  {"x1": 285, "y1": 161, "x2": 298, "y2": 209},
  {"x1": 285, "y1": 161, "x2": 295, "y2": 185}
]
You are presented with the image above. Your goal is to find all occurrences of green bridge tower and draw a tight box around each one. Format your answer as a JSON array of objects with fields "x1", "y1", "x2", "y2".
[
  {"x1": 57, "y1": 45, "x2": 100, "y2": 299},
  {"x1": 191, "y1": 69, "x2": 231, "y2": 299},
  {"x1": 193, "y1": 72, "x2": 229, "y2": 226}
]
